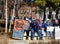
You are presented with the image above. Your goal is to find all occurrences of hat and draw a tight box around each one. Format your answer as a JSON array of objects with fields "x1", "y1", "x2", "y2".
[
  {"x1": 26, "y1": 18, "x2": 29, "y2": 21},
  {"x1": 47, "y1": 19, "x2": 50, "y2": 21}
]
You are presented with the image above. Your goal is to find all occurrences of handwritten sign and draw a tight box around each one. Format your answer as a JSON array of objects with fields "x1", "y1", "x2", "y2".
[
  {"x1": 55, "y1": 26, "x2": 60, "y2": 40},
  {"x1": 14, "y1": 19, "x2": 25, "y2": 30},
  {"x1": 47, "y1": 26, "x2": 54, "y2": 31},
  {"x1": 12, "y1": 19, "x2": 25, "y2": 39}
]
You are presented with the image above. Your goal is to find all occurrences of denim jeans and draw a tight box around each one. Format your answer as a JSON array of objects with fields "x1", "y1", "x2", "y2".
[
  {"x1": 38, "y1": 30, "x2": 43, "y2": 38},
  {"x1": 47, "y1": 31, "x2": 53, "y2": 38},
  {"x1": 31, "y1": 29, "x2": 43, "y2": 40},
  {"x1": 31, "y1": 29, "x2": 35, "y2": 40}
]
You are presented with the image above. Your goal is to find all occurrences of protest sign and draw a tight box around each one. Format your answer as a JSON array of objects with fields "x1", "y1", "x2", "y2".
[
  {"x1": 14, "y1": 19, "x2": 25, "y2": 30},
  {"x1": 12, "y1": 19, "x2": 25, "y2": 39},
  {"x1": 47, "y1": 26, "x2": 54, "y2": 31},
  {"x1": 55, "y1": 26, "x2": 60, "y2": 40}
]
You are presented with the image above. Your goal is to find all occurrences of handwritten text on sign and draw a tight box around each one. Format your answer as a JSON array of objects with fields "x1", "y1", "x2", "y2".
[
  {"x1": 55, "y1": 26, "x2": 60, "y2": 40},
  {"x1": 14, "y1": 19, "x2": 25, "y2": 30}
]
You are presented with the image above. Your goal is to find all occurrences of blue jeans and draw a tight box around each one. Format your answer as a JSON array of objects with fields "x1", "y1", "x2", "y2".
[
  {"x1": 31, "y1": 29, "x2": 43, "y2": 39},
  {"x1": 47, "y1": 31, "x2": 53, "y2": 38},
  {"x1": 38, "y1": 30, "x2": 43, "y2": 38},
  {"x1": 31, "y1": 29, "x2": 35, "y2": 40}
]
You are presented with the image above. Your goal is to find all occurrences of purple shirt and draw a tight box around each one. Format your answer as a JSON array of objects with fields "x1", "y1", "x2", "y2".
[{"x1": 39, "y1": 23, "x2": 44, "y2": 28}]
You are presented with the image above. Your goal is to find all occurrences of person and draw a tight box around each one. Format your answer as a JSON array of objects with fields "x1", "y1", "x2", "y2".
[
  {"x1": 38, "y1": 20, "x2": 45, "y2": 40},
  {"x1": 44, "y1": 19, "x2": 53, "y2": 39},
  {"x1": 53, "y1": 19, "x2": 59, "y2": 39},
  {"x1": 30, "y1": 19, "x2": 38, "y2": 40},
  {"x1": 24, "y1": 19, "x2": 30, "y2": 40}
]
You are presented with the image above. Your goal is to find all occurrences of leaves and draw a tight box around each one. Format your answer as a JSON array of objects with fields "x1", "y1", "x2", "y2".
[
  {"x1": 48, "y1": 0, "x2": 60, "y2": 6},
  {"x1": 49, "y1": 0, "x2": 60, "y2": 3},
  {"x1": 35, "y1": 0, "x2": 46, "y2": 7}
]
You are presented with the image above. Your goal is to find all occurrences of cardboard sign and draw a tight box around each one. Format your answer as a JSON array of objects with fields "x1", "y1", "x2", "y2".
[
  {"x1": 12, "y1": 29, "x2": 24, "y2": 39},
  {"x1": 47, "y1": 26, "x2": 54, "y2": 31},
  {"x1": 55, "y1": 26, "x2": 60, "y2": 40},
  {"x1": 12, "y1": 19, "x2": 25, "y2": 39},
  {"x1": 14, "y1": 19, "x2": 25, "y2": 30}
]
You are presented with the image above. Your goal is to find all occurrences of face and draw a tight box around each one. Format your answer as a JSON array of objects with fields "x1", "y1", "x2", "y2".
[{"x1": 55, "y1": 20, "x2": 58, "y2": 24}]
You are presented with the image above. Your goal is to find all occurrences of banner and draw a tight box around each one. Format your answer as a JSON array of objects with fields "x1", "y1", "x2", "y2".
[
  {"x1": 12, "y1": 19, "x2": 25, "y2": 39},
  {"x1": 47, "y1": 26, "x2": 54, "y2": 31},
  {"x1": 55, "y1": 26, "x2": 60, "y2": 40}
]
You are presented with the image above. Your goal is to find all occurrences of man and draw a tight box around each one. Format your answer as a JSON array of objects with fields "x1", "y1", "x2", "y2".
[
  {"x1": 30, "y1": 19, "x2": 37, "y2": 40},
  {"x1": 45, "y1": 19, "x2": 53, "y2": 39}
]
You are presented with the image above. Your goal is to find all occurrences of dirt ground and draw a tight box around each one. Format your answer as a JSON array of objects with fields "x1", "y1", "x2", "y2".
[{"x1": 0, "y1": 33, "x2": 60, "y2": 44}]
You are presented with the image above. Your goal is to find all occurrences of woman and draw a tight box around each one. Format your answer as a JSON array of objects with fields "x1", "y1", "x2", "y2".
[{"x1": 24, "y1": 19, "x2": 30, "y2": 40}]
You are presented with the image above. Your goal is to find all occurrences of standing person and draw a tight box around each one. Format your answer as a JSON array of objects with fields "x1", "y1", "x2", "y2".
[
  {"x1": 24, "y1": 19, "x2": 30, "y2": 40},
  {"x1": 44, "y1": 19, "x2": 53, "y2": 39}
]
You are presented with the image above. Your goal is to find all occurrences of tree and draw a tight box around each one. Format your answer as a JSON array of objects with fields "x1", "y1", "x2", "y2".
[
  {"x1": 48, "y1": 0, "x2": 60, "y2": 6},
  {"x1": 35, "y1": 0, "x2": 46, "y2": 7}
]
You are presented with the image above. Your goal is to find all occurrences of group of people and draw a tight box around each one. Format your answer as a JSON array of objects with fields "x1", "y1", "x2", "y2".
[
  {"x1": 11, "y1": 3, "x2": 60, "y2": 40},
  {"x1": 24, "y1": 18, "x2": 59, "y2": 40},
  {"x1": 14, "y1": 4, "x2": 60, "y2": 40}
]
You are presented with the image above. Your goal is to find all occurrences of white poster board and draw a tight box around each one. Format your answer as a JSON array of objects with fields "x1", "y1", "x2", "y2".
[
  {"x1": 55, "y1": 26, "x2": 60, "y2": 40},
  {"x1": 47, "y1": 26, "x2": 54, "y2": 31}
]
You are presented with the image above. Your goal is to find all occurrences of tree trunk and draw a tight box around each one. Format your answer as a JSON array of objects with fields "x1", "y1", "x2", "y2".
[{"x1": 5, "y1": 0, "x2": 8, "y2": 32}]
